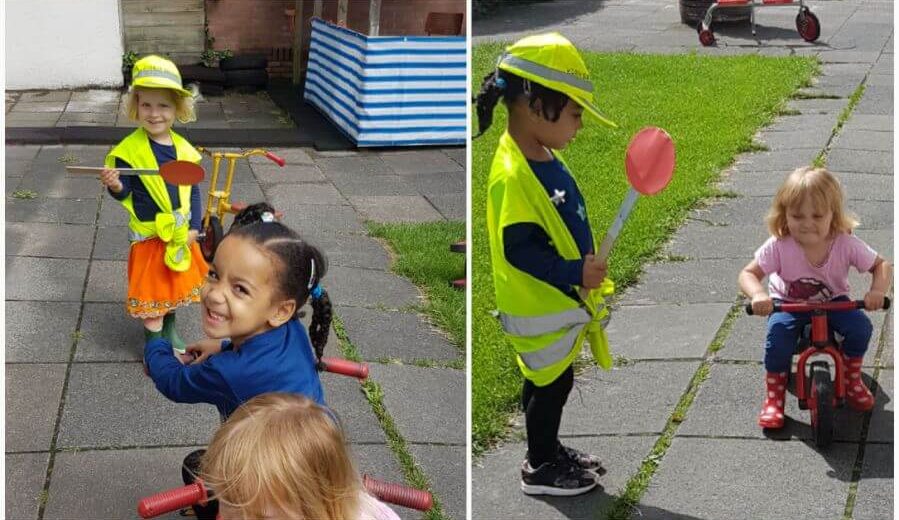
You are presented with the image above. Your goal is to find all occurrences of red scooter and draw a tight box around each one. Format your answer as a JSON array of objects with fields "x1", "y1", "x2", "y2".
[{"x1": 746, "y1": 297, "x2": 890, "y2": 447}]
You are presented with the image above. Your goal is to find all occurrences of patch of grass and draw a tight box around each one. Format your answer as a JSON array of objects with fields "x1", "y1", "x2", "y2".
[
  {"x1": 332, "y1": 318, "x2": 448, "y2": 520},
  {"x1": 815, "y1": 83, "x2": 865, "y2": 167},
  {"x1": 38, "y1": 490, "x2": 49, "y2": 508},
  {"x1": 707, "y1": 301, "x2": 744, "y2": 354},
  {"x1": 792, "y1": 91, "x2": 841, "y2": 100},
  {"x1": 57, "y1": 153, "x2": 79, "y2": 164},
  {"x1": 367, "y1": 221, "x2": 465, "y2": 349},
  {"x1": 70, "y1": 330, "x2": 85, "y2": 342},
  {"x1": 471, "y1": 45, "x2": 817, "y2": 454},
  {"x1": 10, "y1": 189, "x2": 38, "y2": 199},
  {"x1": 777, "y1": 108, "x2": 802, "y2": 116}
]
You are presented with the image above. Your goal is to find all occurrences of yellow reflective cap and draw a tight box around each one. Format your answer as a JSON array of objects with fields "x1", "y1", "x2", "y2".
[
  {"x1": 131, "y1": 55, "x2": 193, "y2": 98},
  {"x1": 497, "y1": 33, "x2": 617, "y2": 128}
]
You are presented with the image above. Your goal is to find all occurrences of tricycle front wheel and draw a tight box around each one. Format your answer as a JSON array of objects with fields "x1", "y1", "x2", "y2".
[{"x1": 809, "y1": 362, "x2": 834, "y2": 448}]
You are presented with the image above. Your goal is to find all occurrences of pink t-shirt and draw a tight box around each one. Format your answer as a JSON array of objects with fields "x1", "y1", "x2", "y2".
[
  {"x1": 358, "y1": 492, "x2": 401, "y2": 520},
  {"x1": 755, "y1": 233, "x2": 878, "y2": 302}
]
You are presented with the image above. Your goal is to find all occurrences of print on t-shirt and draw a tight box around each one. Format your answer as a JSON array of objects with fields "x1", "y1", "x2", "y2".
[{"x1": 786, "y1": 277, "x2": 832, "y2": 302}]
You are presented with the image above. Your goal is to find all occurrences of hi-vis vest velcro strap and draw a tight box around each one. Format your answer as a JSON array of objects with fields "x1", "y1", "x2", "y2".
[
  {"x1": 499, "y1": 307, "x2": 591, "y2": 337},
  {"x1": 128, "y1": 211, "x2": 190, "y2": 242},
  {"x1": 498, "y1": 55, "x2": 593, "y2": 93}
]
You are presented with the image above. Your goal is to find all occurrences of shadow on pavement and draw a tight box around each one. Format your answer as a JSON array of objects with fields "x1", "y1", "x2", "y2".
[
  {"x1": 527, "y1": 485, "x2": 707, "y2": 520},
  {"x1": 473, "y1": 0, "x2": 606, "y2": 37}
]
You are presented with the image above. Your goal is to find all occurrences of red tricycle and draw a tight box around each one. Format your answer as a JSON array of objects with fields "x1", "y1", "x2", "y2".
[
  {"x1": 746, "y1": 297, "x2": 890, "y2": 447},
  {"x1": 697, "y1": 0, "x2": 821, "y2": 46}
]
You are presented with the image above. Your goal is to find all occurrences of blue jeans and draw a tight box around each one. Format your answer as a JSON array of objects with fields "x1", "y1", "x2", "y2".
[{"x1": 765, "y1": 296, "x2": 873, "y2": 373}]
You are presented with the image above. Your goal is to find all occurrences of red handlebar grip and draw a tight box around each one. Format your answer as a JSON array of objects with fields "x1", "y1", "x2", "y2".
[
  {"x1": 363, "y1": 475, "x2": 433, "y2": 511},
  {"x1": 320, "y1": 357, "x2": 369, "y2": 379},
  {"x1": 137, "y1": 482, "x2": 207, "y2": 519},
  {"x1": 265, "y1": 152, "x2": 286, "y2": 167}
]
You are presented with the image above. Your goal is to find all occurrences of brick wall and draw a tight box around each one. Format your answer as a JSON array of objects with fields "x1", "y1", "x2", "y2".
[{"x1": 205, "y1": 0, "x2": 465, "y2": 78}]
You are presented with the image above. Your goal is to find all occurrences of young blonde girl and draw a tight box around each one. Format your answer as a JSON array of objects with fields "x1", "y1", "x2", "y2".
[
  {"x1": 738, "y1": 167, "x2": 892, "y2": 429},
  {"x1": 198, "y1": 392, "x2": 400, "y2": 520},
  {"x1": 475, "y1": 32, "x2": 616, "y2": 496},
  {"x1": 100, "y1": 55, "x2": 206, "y2": 352}
]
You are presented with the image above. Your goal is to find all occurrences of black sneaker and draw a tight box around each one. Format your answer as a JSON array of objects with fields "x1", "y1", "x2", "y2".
[
  {"x1": 559, "y1": 444, "x2": 606, "y2": 475},
  {"x1": 520, "y1": 459, "x2": 598, "y2": 496}
]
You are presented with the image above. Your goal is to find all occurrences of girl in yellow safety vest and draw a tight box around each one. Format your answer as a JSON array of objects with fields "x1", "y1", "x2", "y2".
[
  {"x1": 474, "y1": 33, "x2": 617, "y2": 497},
  {"x1": 99, "y1": 55, "x2": 208, "y2": 353}
]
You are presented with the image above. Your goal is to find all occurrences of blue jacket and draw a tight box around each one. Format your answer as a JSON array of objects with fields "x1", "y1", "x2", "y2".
[{"x1": 145, "y1": 319, "x2": 325, "y2": 418}]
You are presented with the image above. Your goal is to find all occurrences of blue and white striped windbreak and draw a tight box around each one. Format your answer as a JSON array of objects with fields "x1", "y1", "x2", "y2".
[{"x1": 304, "y1": 18, "x2": 466, "y2": 147}]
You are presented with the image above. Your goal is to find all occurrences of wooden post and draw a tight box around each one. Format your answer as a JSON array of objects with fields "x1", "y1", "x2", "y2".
[
  {"x1": 313, "y1": 0, "x2": 322, "y2": 18},
  {"x1": 292, "y1": 0, "x2": 304, "y2": 84},
  {"x1": 368, "y1": 0, "x2": 381, "y2": 36},
  {"x1": 337, "y1": 0, "x2": 348, "y2": 27}
]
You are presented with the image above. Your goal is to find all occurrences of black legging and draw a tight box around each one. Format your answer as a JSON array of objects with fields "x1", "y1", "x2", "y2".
[{"x1": 521, "y1": 366, "x2": 574, "y2": 467}]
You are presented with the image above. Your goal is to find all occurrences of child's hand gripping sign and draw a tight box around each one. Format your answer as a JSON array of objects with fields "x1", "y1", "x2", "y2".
[{"x1": 596, "y1": 126, "x2": 676, "y2": 263}]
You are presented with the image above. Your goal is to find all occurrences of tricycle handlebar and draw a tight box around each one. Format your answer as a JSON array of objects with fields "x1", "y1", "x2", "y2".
[{"x1": 745, "y1": 296, "x2": 891, "y2": 315}]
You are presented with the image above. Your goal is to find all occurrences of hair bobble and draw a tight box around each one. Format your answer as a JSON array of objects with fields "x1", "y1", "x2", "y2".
[
  {"x1": 495, "y1": 76, "x2": 507, "y2": 90},
  {"x1": 311, "y1": 284, "x2": 324, "y2": 300},
  {"x1": 260, "y1": 212, "x2": 275, "y2": 223}
]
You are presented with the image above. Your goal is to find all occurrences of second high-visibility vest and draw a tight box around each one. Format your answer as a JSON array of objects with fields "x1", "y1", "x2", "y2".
[
  {"x1": 105, "y1": 128, "x2": 201, "y2": 272},
  {"x1": 487, "y1": 131, "x2": 614, "y2": 387}
]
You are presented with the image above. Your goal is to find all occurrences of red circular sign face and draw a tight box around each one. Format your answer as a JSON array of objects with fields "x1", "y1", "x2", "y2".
[{"x1": 625, "y1": 127, "x2": 676, "y2": 195}]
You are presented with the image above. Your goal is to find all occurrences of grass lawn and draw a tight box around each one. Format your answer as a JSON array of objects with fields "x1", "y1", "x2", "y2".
[
  {"x1": 471, "y1": 44, "x2": 817, "y2": 455},
  {"x1": 367, "y1": 221, "x2": 466, "y2": 353}
]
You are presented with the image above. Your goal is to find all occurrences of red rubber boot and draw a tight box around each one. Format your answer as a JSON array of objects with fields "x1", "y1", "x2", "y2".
[
  {"x1": 843, "y1": 355, "x2": 874, "y2": 411},
  {"x1": 758, "y1": 372, "x2": 788, "y2": 429}
]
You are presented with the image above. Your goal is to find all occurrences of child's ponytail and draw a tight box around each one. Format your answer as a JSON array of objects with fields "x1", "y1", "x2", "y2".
[
  {"x1": 303, "y1": 243, "x2": 333, "y2": 368},
  {"x1": 473, "y1": 69, "x2": 507, "y2": 139}
]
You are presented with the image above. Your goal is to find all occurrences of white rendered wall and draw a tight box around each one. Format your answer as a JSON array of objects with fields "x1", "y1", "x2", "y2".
[{"x1": 6, "y1": 0, "x2": 124, "y2": 89}]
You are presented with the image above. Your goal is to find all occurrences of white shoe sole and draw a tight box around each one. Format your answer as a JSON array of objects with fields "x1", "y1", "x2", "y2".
[{"x1": 520, "y1": 480, "x2": 597, "y2": 496}]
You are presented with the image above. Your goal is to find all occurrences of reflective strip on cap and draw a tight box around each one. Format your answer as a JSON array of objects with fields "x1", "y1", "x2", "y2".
[
  {"x1": 499, "y1": 307, "x2": 591, "y2": 337},
  {"x1": 518, "y1": 324, "x2": 584, "y2": 370},
  {"x1": 134, "y1": 68, "x2": 183, "y2": 87},
  {"x1": 499, "y1": 55, "x2": 593, "y2": 93}
]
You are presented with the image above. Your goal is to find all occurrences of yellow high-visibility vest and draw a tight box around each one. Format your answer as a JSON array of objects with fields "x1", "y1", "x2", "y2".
[
  {"x1": 487, "y1": 131, "x2": 614, "y2": 386},
  {"x1": 105, "y1": 128, "x2": 201, "y2": 272}
]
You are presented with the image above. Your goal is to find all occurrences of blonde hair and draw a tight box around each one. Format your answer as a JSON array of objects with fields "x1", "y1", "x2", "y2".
[
  {"x1": 765, "y1": 166, "x2": 858, "y2": 238},
  {"x1": 200, "y1": 393, "x2": 362, "y2": 520},
  {"x1": 123, "y1": 85, "x2": 198, "y2": 124}
]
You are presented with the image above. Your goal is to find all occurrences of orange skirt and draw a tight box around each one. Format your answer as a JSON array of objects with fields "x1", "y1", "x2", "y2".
[{"x1": 126, "y1": 238, "x2": 209, "y2": 318}]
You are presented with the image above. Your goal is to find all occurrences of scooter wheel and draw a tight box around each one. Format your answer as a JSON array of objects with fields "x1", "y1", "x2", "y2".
[
  {"x1": 796, "y1": 8, "x2": 821, "y2": 43},
  {"x1": 809, "y1": 362, "x2": 834, "y2": 448},
  {"x1": 200, "y1": 216, "x2": 223, "y2": 263}
]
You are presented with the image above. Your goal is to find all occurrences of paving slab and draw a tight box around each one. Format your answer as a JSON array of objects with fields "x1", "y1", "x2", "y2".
[
  {"x1": 57, "y1": 111, "x2": 118, "y2": 126},
  {"x1": 6, "y1": 196, "x2": 99, "y2": 225},
  {"x1": 6, "y1": 364, "x2": 66, "y2": 452},
  {"x1": 278, "y1": 203, "x2": 366, "y2": 236},
  {"x1": 336, "y1": 305, "x2": 459, "y2": 361},
  {"x1": 406, "y1": 171, "x2": 466, "y2": 197},
  {"x1": 70, "y1": 89, "x2": 121, "y2": 103},
  {"x1": 321, "y1": 374, "x2": 389, "y2": 444},
  {"x1": 785, "y1": 97, "x2": 848, "y2": 116},
  {"x1": 84, "y1": 259, "x2": 127, "y2": 302},
  {"x1": 881, "y1": 311, "x2": 893, "y2": 368},
  {"x1": 425, "y1": 193, "x2": 466, "y2": 221},
  {"x1": 667, "y1": 222, "x2": 767, "y2": 258},
  {"x1": 251, "y1": 163, "x2": 326, "y2": 184},
  {"x1": 716, "y1": 168, "x2": 793, "y2": 197},
  {"x1": 379, "y1": 150, "x2": 465, "y2": 175},
  {"x1": 328, "y1": 266, "x2": 420, "y2": 309},
  {"x1": 351, "y1": 444, "x2": 420, "y2": 520},
  {"x1": 408, "y1": 444, "x2": 466, "y2": 520},
  {"x1": 606, "y1": 303, "x2": 730, "y2": 360},
  {"x1": 6, "y1": 301, "x2": 79, "y2": 363},
  {"x1": 561, "y1": 362, "x2": 699, "y2": 436},
  {"x1": 6, "y1": 222, "x2": 94, "y2": 258},
  {"x1": 6, "y1": 256, "x2": 88, "y2": 301},
  {"x1": 11, "y1": 101, "x2": 69, "y2": 113},
  {"x1": 302, "y1": 233, "x2": 389, "y2": 270},
  {"x1": 843, "y1": 114, "x2": 892, "y2": 132},
  {"x1": 832, "y1": 129, "x2": 893, "y2": 153},
  {"x1": 5, "y1": 112, "x2": 62, "y2": 127},
  {"x1": 852, "y1": 443, "x2": 895, "y2": 520},
  {"x1": 63, "y1": 101, "x2": 119, "y2": 114},
  {"x1": 258, "y1": 182, "x2": 348, "y2": 207},
  {"x1": 92, "y1": 225, "x2": 131, "y2": 261},
  {"x1": 695, "y1": 196, "x2": 892, "y2": 229},
  {"x1": 43, "y1": 447, "x2": 197, "y2": 520},
  {"x1": 5, "y1": 159, "x2": 34, "y2": 178},
  {"x1": 442, "y1": 147, "x2": 465, "y2": 167},
  {"x1": 854, "y1": 84, "x2": 893, "y2": 115},
  {"x1": 369, "y1": 364, "x2": 465, "y2": 444},
  {"x1": 754, "y1": 128, "x2": 832, "y2": 150},
  {"x1": 637, "y1": 437, "x2": 857, "y2": 520},
  {"x1": 349, "y1": 195, "x2": 446, "y2": 223},
  {"x1": 6, "y1": 144, "x2": 41, "y2": 161},
  {"x1": 56, "y1": 363, "x2": 220, "y2": 448},
  {"x1": 316, "y1": 155, "x2": 394, "y2": 176},
  {"x1": 679, "y1": 362, "x2": 865, "y2": 442},
  {"x1": 827, "y1": 148, "x2": 893, "y2": 174},
  {"x1": 14, "y1": 174, "x2": 102, "y2": 199},
  {"x1": 329, "y1": 172, "x2": 422, "y2": 197},
  {"x1": 472, "y1": 437, "x2": 657, "y2": 520},
  {"x1": 866, "y1": 369, "x2": 893, "y2": 443},
  {"x1": 6, "y1": 452, "x2": 50, "y2": 520},
  {"x1": 620, "y1": 258, "x2": 746, "y2": 305},
  {"x1": 18, "y1": 91, "x2": 72, "y2": 103},
  {"x1": 764, "y1": 115, "x2": 837, "y2": 134},
  {"x1": 248, "y1": 147, "x2": 315, "y2": 165}
]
